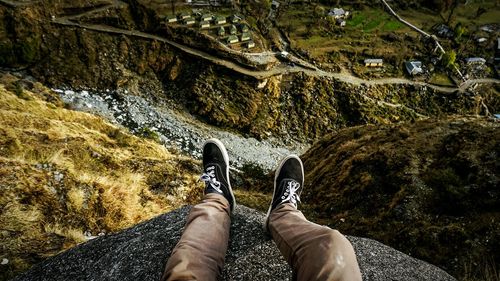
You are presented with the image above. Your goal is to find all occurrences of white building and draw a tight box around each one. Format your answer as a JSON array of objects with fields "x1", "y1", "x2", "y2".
[
  {"x1": 364, "y1": 59, "x2": 383, "y2": 67},
  {"x1": 328, "y1": 8, "x2": 349, "y2": 19},
  {"x1": 465, "y1": 57, "x2": 486, "y2": 65},
  {"x1": 405, "y1": 61, "x2": 423, "y2": 75}
]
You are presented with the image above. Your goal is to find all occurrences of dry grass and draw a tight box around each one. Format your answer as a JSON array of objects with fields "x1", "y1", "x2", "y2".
[
  {"x1": 0, "y1": 75, "x2": 201, "y2": 280},
  {"x1": 462, "y1": 254, "x2": 500, "y2": 281}
]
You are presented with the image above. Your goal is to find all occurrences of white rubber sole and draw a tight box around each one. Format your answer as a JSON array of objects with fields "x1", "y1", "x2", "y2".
[
  {"x1": 203, "y1": 138, "x2": 236, "y2": 211},
  {"x1": 263, "y1": 154, "x2": 304, "y2": 233}
]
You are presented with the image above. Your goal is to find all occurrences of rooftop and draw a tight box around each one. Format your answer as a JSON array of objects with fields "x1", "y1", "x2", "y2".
[
  {"x1": 329, "y1": 8, "x2": 346, "y2": 16},
  {"x1": 365, "y1": 59, "x2": 383, "y2": 63},
  {"x1": 465, "y1": 57, "x2": 486, "y2": 63}
]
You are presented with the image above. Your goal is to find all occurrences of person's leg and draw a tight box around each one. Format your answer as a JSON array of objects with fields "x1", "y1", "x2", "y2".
[
  {"x1": 265, "y1": 155, "x2": 362, "y2": 281},
  {"x1": 161, "y1": 138, "x2": 236, "y2": 281},
  {"x1": 161, "y1": 193, "x2": 230, "y2": 281},
  {"x1": 269, "y1": 204, "x2": 361, "y2": 281}
]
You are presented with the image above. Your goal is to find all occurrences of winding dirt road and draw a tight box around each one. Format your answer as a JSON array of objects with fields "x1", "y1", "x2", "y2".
[{"x1": 5, "y1": 0, "x2": 500, "y2": 93}]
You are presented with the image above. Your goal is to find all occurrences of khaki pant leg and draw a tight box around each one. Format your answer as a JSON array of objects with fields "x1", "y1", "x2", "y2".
[
  {"x1": 269, "y1": 204, "x2": 362, "y2": 281},
  {"x1": 161, "y1": 193, "x2": 231, "y2": 281}
]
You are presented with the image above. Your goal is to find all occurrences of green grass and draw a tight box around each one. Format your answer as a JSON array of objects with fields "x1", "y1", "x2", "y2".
[
  {"x1": 297, "y1": 35, "x2": 332, "y2": 48},
  {"x1": 345, "y1": 9, "x2": 404, "y2": 33},
  {"x1": 429, "y1": 73, "x2": 455, "y2": 86},
  {"x1": 363, "y1": 19, "x2": 382, "y2": 32},
  {"x1": 348, "y1": 14, "x2": 365, "y2": 27},
  {"x1": 383, "y1": 20, "x2": 403, "y2": 31}
]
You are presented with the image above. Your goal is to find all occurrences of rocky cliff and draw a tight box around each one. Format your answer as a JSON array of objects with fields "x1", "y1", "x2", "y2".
[{"x1": 13, "y1": 205, "x2": 456, "y2": 281}]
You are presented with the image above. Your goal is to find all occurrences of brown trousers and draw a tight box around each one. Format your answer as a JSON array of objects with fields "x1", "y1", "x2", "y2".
[{"x1": 162, "y1": 194, "x2": 362, "y2": 281}]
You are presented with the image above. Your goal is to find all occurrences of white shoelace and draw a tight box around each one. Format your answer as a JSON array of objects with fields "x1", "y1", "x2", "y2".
[
  {"x1": 280, "y1": 180, "x2": 301, "y2": 207},
  {"x1": 200, "y1": 166, "x2": 223, "y2": 194}
]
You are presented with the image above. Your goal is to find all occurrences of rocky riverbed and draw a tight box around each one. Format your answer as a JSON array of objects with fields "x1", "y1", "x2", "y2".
[{"x1": 55, "y1": 88, "x2": 308, "y2": 172}]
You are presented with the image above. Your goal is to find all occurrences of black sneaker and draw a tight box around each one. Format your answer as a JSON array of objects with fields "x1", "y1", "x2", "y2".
[
  {"x1": 264, "y1": 155, "x2": 304, "y2": 233},
  {"x1": 200, "y1": 138, "x2": 236, "y2": 212}
]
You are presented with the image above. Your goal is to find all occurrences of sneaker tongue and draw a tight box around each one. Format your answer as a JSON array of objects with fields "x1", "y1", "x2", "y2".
[{"x1": 281, "y1": 178, "x2": 300, "y2": 187}]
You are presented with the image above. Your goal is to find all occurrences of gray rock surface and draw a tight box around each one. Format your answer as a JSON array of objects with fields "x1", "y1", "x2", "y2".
[{"x1": 13, "y1": 205, "x2": 456, "y2": 281}]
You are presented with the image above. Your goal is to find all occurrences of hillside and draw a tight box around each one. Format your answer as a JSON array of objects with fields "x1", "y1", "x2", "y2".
[
  {"x1": 0, "y1": 75, "x2": 202, "y2": 280},
  {"x1": 213, "y1": 117, "x2": 499, "y2": 281},
  {"x1": 1, "y1": 0, "x2": 499, "y2": 280},
  {"x1": 297, "y1": 117, "x2": 499, "y2": 279},
  {"x1": 1, "y1": 75, "x2": 498, "y2": 281},
  {"x1": 1, "y1": 0, "x2": 498, "y2": 143}
]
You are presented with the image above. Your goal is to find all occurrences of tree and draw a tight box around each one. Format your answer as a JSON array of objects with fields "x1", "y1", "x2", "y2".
[
  {"x1": 442, "y1": 50, "x2": 456, "y2": 69},
  {"x1": 454, "y1": 22, "x2": 465, "y2": 41},
  {"x1": 325, "y1": 15, "x2": 336, "y2": 31}
]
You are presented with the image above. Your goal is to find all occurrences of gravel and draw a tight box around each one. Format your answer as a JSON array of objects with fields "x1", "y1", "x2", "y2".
[{"x1": 54, "y1": 88, "x2": 308, "y2": 172}]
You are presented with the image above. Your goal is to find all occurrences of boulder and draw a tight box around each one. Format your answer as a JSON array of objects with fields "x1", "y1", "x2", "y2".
[{"x1": 13, "y1": 205, "x2": 456, "y2": 281}]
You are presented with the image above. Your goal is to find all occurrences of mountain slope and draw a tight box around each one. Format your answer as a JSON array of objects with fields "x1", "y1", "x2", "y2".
[
  {"x1": 0, "y1": 74, "x2": 201, "y2": 280},
  {"x1": 299, "y1": 117, "x2": 499, "y2": 279}
]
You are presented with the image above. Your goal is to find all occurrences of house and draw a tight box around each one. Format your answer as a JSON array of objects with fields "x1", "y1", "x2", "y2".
[
  {"x1": 178, "y1": 12, "x2": 191, "y2": 20},
  {"x1": 227, "y1": 35, "x2": 239, "y2": 44},
  {"x1": 199, "y1": 21, "x2": 210, "y2": 29},
  {"x1": 405, "y1": 61, "x2": 423, "y2": 75},
  {"x1": 280, "y1": 51, "x2": 289, "y2": 58},
  {"x1": 229, "y1": 24, "x2": 237, "y2": 35},
  {"x1": 364, "y1": 59, "x2": 383, "y2": 67},
  {"x1": 246, "y1": 41, "x2": 255, "y2": 49},
  {"x1": 465, "y1": 57, "x2": 486, "y2": 65},
  {"x1": 480, "y1": 25, "x2": 495, "y2": 33},
  {"x1": 271, "y1": 0, "x2": 280, "y2": 9},
  {"x1": 328, "y1": 8, "x2": 349, "y2": 19},
  {"x1": 165, "y1": 15, "x2": 177, "y2": 23},
  {"x1": 240, "y1": 24, "x2": 249, "y2": 33},
  {"x1": 477, "y1": 37, "x2": 487, "y2": 43},
  {"x1": 240, "y1": 32, "x2": 251, "y2": 42},
  {"x1": 183, "y1": 17, "x2": 195, "y2": 25},
  {"x1": 336, "y1": 18, "x2": 346, "y2": 27},
  {"x1": 433, "y1": 24, "x2": 453, "y2": 38},
  {"x1": 215, "y1": 16, "x2": 226, "y2": 25},
  {"x1": 201, "y1": 14, "x2": 213, "y2": 22},
  {"x1": 217, "y1": 26, "x2": 225, "y2": 36},
  {"x1": 230, "y1": 15, "x2": 241, "y2": 24}
]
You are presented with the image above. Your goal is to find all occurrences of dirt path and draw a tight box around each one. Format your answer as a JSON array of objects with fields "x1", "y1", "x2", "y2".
[{"x1": 12, "y1": 0, "x2": 500, "y2": 92}]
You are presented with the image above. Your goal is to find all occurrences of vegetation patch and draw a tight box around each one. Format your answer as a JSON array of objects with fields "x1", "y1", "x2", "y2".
[
  {"x1": 0, "y1": 77, "x2": 201, "y2": 280},
  {"x1": 244, "y1": 117, "x2": 499, "y2": 281},
  {"x1": 429, "y1": 72, "x2": 455, "y2": 86},
  {"x1": 298, "y1": 118, "x2": 499, "y2": 280}
]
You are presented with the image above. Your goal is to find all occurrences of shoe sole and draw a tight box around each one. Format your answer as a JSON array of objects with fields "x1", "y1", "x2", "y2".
[
  {"x1": 203, "y1": 138, "x2": 236, "y2": 212},
  {"x1": 263, "y1": 154, "x2": 304, "y2": 234}
]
